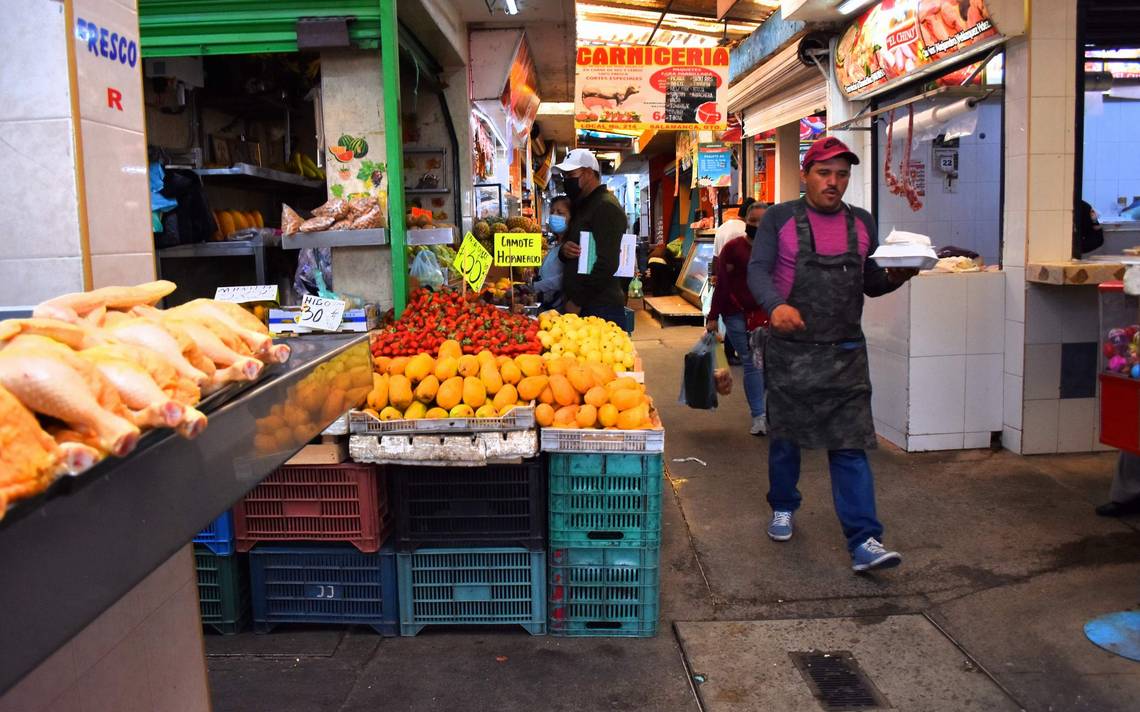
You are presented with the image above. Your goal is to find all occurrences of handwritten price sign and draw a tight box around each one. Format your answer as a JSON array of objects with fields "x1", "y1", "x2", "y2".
[
  {"x1": 299, "y1": 295, "x2": 346, "y2": 332},
  {"x1": 214, "y1": 285, "x2": 278, "y2": 303},
  {"x1": 455, "y1": 232, "x2": 492, "y2": 291}
]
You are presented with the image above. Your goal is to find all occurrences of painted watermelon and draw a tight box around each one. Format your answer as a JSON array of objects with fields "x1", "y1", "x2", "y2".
[{"x1": 337, "y1": 134, "x2": 368, "y2": 158}]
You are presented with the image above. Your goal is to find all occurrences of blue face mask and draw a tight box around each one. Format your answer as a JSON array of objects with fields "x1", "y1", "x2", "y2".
[{"x1": 548, "y1": 214, "x2": 569, "y2": 235}]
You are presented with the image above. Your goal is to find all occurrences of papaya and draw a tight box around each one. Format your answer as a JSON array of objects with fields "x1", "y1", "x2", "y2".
[
  {"x1": 587, "y1": 362, "x2": 616, "y2": 385},
  {"x1": 438, "y1": 339, "x2": 463, "y2": 361},
  {"x1": 379, "y1": 406, "x2": 403, "y2": 421},
  {"x1": 404, "y1": 401, "x2": 427, "y2": 420},
  {"x1": 539, "y1": 386, "x2": 556, "y2": 405},
  {"x1": 367, "y1": 372, "x2": 389, "y2": 410},
  {"x1": 517, "y1": 375, "x2": 548, "y2": 402},
  {"x1": 607, "y1": 376, "x2": 640, "y2": 393},
  {"x1": 598, "y1": 403, "x2": 619, "y2": 428},
  {"x1": 434, "y1": 357, "x2": 458, "y2": 381},
  {"x1": 462, "y1": 376, "x2": 487, "y2": 408},
  {"x1": 387, "y1": 356, "x2": 410, "y2": 375},
  {"x1": 414, "y1": 374, "x2": 440, "y2": 403},
  {"x1": 321, "y1": 389, "x2": 346, "y2": 422},
  {"x1": 584, "y1": 386, "x2": 609, "y2": 408},
  {"x1": 575, "y1": 404, "x2": 598, "y2": 428},
  {"x1": 492, "y1": 383, "x2": 518, "y2": 412},
  {"x1": 476, "y1": 349, "x2": 496, "y2": 367},
  {"x1": 553, "y1": 405, "x2": 580, "y2": 428},
  {"x1": 611, "y1": 388, "x2": 642, "y2": 412},
  {"x1": 457, "y1": 354, "x2": 480, "y2": 377},
  {"x1": 546, "y1": 357, "x2": 569, "y2": 376},
  {"x1": 617, "y1": 403, "x2": 649, "y2": 430},
  {"x1": 436, "y1": 376, "x2": 464, "y2": 410},
  {"x1": 549, "y1": 375, "x2": 578, "y2": 407},
  {"x1": 425, "y1": 407, "x2": 449, "y2": 419},
  {"x1": 449, "y1": 404, "x2": 475, "y2": 417},
  {"x1": 475, "y1": 403, "x2": 498, "y2": 419},
  {"x1": 229, "y1": 210, "x2": 248, "y2": 231},
  {"x1": 515, "y1": 354, "x2": 545, "y2": 378},
  {"x1": 535, "y1": 403, "x2": 555, "y2": 427},
  {"x1": 389, "y1": 374, "x2": 414, "y2": 410},
  {"x1": 480, "y1": 361, "x2": 503, "y2": 395},
  {"x1": 373, "y1": 356, "x2": 392, "y2": 373},
  {"x1": 405, "y1": 353, "x2": 435, "y2": 383},
  {"x1": 497, "y1": 355, "x2": 513, "y2": 368},
  {"x1": 251, "y1": 209, "x2": 264, "y2": 228},
  {"x1": 567, "y1": 366, "x2": 595, "y2": 395},
  {"x1": 499, "y1": 360, "x2": 522, "y2": 385},
  {"x1": 217, "y1": 210, "x2": 236, "y2": 236}
]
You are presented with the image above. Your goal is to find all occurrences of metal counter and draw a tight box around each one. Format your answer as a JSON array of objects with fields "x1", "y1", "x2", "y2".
[{"x1": 0, "y1": 333, "x2": 370, "y2": 693}]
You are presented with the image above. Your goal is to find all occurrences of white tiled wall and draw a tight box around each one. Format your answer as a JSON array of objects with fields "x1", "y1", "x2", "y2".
[
  {"x1": 875, "y1": 103, "x2": 1004, "y2": 266},
  {"x1": 1083, "y1": 96, "x2": 1140, "y2": 219},
  {"x1": 865, "y1": 271, "x2": 1006, "y2": 451}
]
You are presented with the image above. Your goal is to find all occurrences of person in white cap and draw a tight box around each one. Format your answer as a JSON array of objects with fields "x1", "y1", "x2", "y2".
[{"x1": 555, "y1": 148, "x2": 629, "y2": 325}]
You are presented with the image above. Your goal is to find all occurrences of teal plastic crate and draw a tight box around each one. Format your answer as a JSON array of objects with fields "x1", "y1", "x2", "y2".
[
  {"x1": 195, "y1": 545, "x2": 249, "y2": 635},
  {"x1": 397, "y1": 547, "x2": 545, "y2": 636},
  {"x1": 548, "y1": 453, "x2": 663, "y2": 547},
  {"x1": 548, "y1": 545, "x2": 659, "y2": 637}
]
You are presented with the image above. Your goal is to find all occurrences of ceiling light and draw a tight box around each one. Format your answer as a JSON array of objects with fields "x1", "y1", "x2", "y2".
[
  {"x1": 836, "y1": 0, "x2": 874, "y2": 15},
  {"x1": 504, "y1": 0, "x2": 519, "y2": 15}
]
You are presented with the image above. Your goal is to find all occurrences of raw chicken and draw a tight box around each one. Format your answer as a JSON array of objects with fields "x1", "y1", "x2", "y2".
[
  {"x1": 102, "y1": 315, "x2": 210, "y2": 384},
  {"x1": 165, "y1": 300, "x2": 289, "y2": 363},
  {"x1": 78, "y1": 348, "x2": 187, "y2": 429},
  {"x1": 33, "y1": 280, "x2": 176, "y2": 323},
  {"x1": 0, "y1": 384, "x2": 63, "y2": 513}
]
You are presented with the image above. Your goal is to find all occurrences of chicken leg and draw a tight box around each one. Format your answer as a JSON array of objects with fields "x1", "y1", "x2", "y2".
[{"x1": 34, "y1": 280, "x2": 176, "y2": 322}]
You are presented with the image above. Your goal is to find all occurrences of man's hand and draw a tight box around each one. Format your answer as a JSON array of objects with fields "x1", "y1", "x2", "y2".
[
  {"x1": 714, "y1": 368, "x2": 733, "y2": 396},
  {"x1": 561, "y1": 241, "x2": 582, "y2": 259},
  {"x1": 769, "y1": 304, "x2": 805, "y2": 333},
  {"x1": 705, "y1": 317, "x2": 718, "y2": 333},
  {"x1": 887, "y1": 268, "x2": 919, "y2": 285}
]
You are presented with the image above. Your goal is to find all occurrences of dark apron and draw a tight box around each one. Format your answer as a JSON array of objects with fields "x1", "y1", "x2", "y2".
[{"x1": 764, "y1": 200, "x2": 876, "y2": 450}]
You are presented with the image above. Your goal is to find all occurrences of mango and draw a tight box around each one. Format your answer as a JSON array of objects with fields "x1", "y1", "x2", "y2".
[
  {"x1": 449, "y1": 404, "x2": 475, "y2": 418},
  {"x1": 549, "y1": 374, "x2": 578, "y2": 407},
  {"x1": 539, "y1": 385, "x2": 556, "y2": 405},
  {"x1": 480, "y1": 361, "x2": 503, "y2": 395},
  {"x1": 598, "y1": 403, "x2": 619, "y2": 428},
  {"x1": 367, "y1": 372, "x2": 389, "y2": 410},
  {"x1": 553, "y1": 405, "x2": 580, "y2": 428},
  {"x1": 611, "y1": 388, "x2": 642, "y2": 412},
  {"x1": 535, "y1": 403, "x2": 555, "y2": 426},
  {"x1": 575, "y1": 404, "x2": 598, "y2": 428},
  {"x1": 387, "y1": 356, "x2": 410, "y2": 375},
  {"x1": 499, "y1": 360, "x2": 522, "y2": 385},
  {"x1": 414, "y1": 374, "x2": 439, "y2": 404},
  {"x1": 373, "y1": 356, "x2": 391, "y2": 373},
  {"x1": 515, "y1": 354, "x2": 545, "y2": 378},
  {"x1": 567, "y1": 366, "x2": 595, "y2": 395},
  {"x1": 476, "y1": 349, "x2": 496, "y2": 367},
  {"x1": 434, "y1": 357, "x2": 458, "y2": 381},
  {"x1": 403, "y1": 401, "x2": 427, "y2": 420},
  {"x1": 405, "y1": 353, "x2": 435, "y2": 383},
  {"x1": 458, "y1": 354, "x2": 480, "y2": 377},
  {"x1": 517, "y1": 375, "x2": 549, "y2": 402},
  {"x1": 379, "y1": 406, "x2": 403, "y2": 421},
  {"x1": 389, "y1": 374, "x2": 413, "y2": 410},
  {"x1": 438, "y1": 339, "x2": 463, "y2": 361},
  {"x1": 425, "y1": 407, "x2": 449, "y2": 419},
  {"x1": 462, "y1": 376, "x2": 487, "y2": 408},
  {"x1": 617, "y1": 403, "x2": 649, "y2": 430},
  {"x1": 475, "y1": 404, "x2": 499, "y2": 419},
  {"x1": 436, "y1": 376, "x2": 464, "y2": 410},
  {"x1": 584, "y1": 386, "x2": 609, "y2": 408},
  {"x1": 492, "y1": 383, "x2": 518, "y2": 412}
]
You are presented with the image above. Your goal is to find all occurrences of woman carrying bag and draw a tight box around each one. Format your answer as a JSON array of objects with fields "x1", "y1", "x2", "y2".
[{"x1": 706, "y1": 202, "x2": 769, "y2": 435}]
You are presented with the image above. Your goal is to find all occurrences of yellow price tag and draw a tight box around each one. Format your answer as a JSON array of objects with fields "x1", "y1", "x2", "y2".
[
  {"x1": 455, "y1": 232, "x2": 492, "y2": 291},
  {"x1": 493, "y1": 233, "x2": 544, "y2": 267}
]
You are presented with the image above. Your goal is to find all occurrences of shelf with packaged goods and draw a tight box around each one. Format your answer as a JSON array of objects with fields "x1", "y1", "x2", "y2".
[
  {"x1": 0, "y1": 333, "x2": 369, "y2": 696},
  {"x1": 281, "y1": 228, "x2": 389, "y2": 250},
  {"x1": 192, "y1": 162, "x2": 324, "y2": 191}
]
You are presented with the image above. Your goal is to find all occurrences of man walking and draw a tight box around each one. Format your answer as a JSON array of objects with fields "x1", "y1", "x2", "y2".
[
  {"x1": 556, "y1": 148, "x2": 628, "y2": 325},
  {"x1": 747, "y1": 137, "x2": 916, "y2": 572}
]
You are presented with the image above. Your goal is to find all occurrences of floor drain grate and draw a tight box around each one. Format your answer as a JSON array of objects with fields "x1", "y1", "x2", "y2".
[{"x1": 789, "y1": 651, "x2": 890, "y2": 711}]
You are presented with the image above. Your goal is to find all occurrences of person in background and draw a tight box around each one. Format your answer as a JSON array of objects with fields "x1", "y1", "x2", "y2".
[
  {"x1": 1079, "y1": 200, "x2": 1105, "y2": 254},
  {"x1": 1097, "y1": 453, "x2": 1140, "y2": 516},
  {"x1": 557, "y1": 149, "x2": 628, "y2": 325},
  {"x1": 747, "y1": 136, "x2": 917, "y2": 573},
  {"x1": 533, "y1": 195, "x2": 572, "y2": 312},
  {"x1": 707, "y1": 199, "x2": 769, "y2": 436},
  {"x1": 712, "y1": 197, "x2": 755, "y2": 365}
]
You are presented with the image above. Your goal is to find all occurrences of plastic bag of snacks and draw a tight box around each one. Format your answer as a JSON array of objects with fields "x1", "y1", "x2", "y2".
[
  {"x1": 348, "y1": 196, "x2": 378, "y2": 219},
  {"x1": 351, "y1": 206, "x2": 384, "y2": 229},
  {"x1": 299, "y1": 215, "x2": 335, "y2": 232},
  {"x1": 312, "y1": 198, "x2": 350, "y2": 220},
  {"x1": 281, "y1": 204, "x2": 304, "y2": 236},
  {"x1": 330, "y1": 219, "x2": 352, "y2": 231}
]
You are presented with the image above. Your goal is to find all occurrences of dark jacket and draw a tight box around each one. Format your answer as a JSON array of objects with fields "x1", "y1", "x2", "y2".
[{"x1": 561, "y1": 185, "x2": 627, "y2": 308}]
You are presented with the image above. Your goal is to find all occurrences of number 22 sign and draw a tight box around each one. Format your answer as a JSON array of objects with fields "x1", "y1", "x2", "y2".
[{"x1": 455, "y1": 231, "x2": 492, "y2": 291}]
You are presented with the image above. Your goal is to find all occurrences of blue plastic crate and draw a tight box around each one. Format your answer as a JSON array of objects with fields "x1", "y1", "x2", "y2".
[
  {"x1": 249, "y1": 544, "x2": 398, "y2": 636},
  {"x1": 397, "y1": 548, "x2": 545, "y2": 636},
  {"x1": 548, "y1": 545, "x2": 659, "y2": 637},
  {"x1": 548, "y1": 453, "x2": 663, "y2": 547},
  {"x1": 194, "y1": 511, "x2": 235, "y2": 556},
  {"x1": 195, "y1": 545, "x2": 248, "y2": 635}
]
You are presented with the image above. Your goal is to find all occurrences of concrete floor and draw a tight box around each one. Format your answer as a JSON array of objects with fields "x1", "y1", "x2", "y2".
[{"x1": 207, "y1": 311, "x2": 1140, "y2": 712}]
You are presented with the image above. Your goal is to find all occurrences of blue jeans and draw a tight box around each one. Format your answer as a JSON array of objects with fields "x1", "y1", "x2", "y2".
[
  {"x1": 723, "y1": 313, "x2": 765, "y2": 418},
  {"x1": 581, "y1": 304, "x2": 626, "y2": 326},
  {"x1": 767, "y1": 440, "x2": 884, "y2": 552}
]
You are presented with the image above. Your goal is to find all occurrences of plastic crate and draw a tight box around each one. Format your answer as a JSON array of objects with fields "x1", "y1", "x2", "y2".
[
  {"x1": 540, "y1": 424, "x2": 664, "y2": 454},
  {"x1": 350, "y1": 430, "x2": 539, "y2": 466},
  {"x1": 348, "y1": 403, "x2": 536, "y2": 435},
  {"x1": 234, "y1": 463, "x2": 390, "y2": 553},
  {"x1": 249, "y1": 545, "x2": 398, "y2": 636},
  {"x1": 397, "y1": 547, "x2": 545, "y2": 636},
  {"x1": 389, "y1": 460, "x2": 545, "y2": 551},
  {"x1": 548, "y1": 545, "x2": 659, "y2": 637},
  {"x1": 194, "y1": 511, "x2": 235, "y2": 556},
  {"x1": 548, "y1": 453, "x2": 663, "y2": 547},
  {"x1": 195, "y1": 545, "x2": 249, "y2": 635}
]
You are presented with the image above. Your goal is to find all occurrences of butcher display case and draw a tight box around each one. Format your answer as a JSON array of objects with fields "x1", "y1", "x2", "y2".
[{"x1": 0, "y1": 332, "x2": 370, "y2": 694}]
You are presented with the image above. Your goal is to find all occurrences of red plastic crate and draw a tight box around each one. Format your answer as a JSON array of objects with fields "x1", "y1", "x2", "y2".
[
  {"x1": 235, "y1": 463, "x2": 391, "y2": 553},
  {"x1": 1100, "y1": 374, "x2": 1140, "y2": 454}
]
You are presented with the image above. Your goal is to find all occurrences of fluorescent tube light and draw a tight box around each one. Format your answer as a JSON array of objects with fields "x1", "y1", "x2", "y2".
[
  {"x1": 504, "y1": 0, "x2": 519, "y2": 14},
  {"x1": 837, "y1": 0, "x2": 874, "y2": 15}
]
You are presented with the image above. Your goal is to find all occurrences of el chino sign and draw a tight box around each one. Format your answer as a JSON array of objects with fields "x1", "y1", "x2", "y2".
[
  {"x1": 835, "y1": 0, "x2": 1001, "y2": 99},
  {"x1": 574, "y1": 45, "x2": 730, "y2": 132}
]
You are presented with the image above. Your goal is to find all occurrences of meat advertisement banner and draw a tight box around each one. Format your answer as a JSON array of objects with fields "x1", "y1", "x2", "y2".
[
  {"x1": 835, "y1": 0, "x2": 1000, "y2": 99},
  {"x1": 574, "y1": 45, "x2": 729, "y2": 131},
  {"x1": 696, "y1": 144, "x2": 732, "y2": 188}
]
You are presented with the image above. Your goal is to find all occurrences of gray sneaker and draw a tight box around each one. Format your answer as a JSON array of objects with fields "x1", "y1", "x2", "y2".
[
  {"x1": 767, "y1": 510, "x2": 793, "y2": 541},
  {"x1": 750, "y1": 415, "x2": 768, "y2": 436}
]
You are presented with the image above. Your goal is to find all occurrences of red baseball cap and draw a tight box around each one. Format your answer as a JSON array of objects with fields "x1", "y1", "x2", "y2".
[{"x1": 802, "y1": 136, "x2": 860, "y2": 170}]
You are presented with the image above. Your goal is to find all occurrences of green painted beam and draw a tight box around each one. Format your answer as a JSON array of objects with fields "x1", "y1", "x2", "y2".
[{"x1": 380, "y1": 0, "x2": 407, "y2": 316}]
